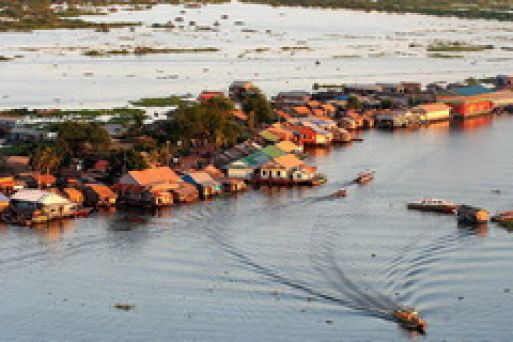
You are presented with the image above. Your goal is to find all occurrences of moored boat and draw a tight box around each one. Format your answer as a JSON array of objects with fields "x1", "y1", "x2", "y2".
[
  {"x1": 407, "y1": 198, "x2": 458, "y2": 214},
  {"x1": 491, "y1": 211, "x2": 513, "y2": 223},
  {"x1": 457, "y1": 205, "x2": 489, "y2": 224},
  {"x1": 392, "y1": 308, "x2": 427, "y2": 333},
  {"x1": 354, "y1": 170, "x2": 374, "y2": 184},
  {"x1": 331, "y1": 188, "x2": 347, "y2": 198}
]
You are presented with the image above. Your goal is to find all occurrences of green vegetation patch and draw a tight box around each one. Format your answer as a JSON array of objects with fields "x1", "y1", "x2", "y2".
[
  {"x1": 427, "y1": 42, "x2": 495, "y2": 53},
  {"x1": 428, "y1": 53, "x2": 464, "y2": 59},
  {"x1": 83, "y1": 46, "x2": 220, "y2": 57},
  {"x1": 130, "y1": 96, "x2": 184, "y2": 107}
]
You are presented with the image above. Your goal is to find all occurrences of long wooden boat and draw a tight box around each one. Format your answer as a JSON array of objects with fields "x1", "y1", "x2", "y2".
[{"x1": 407, "y1": 198, "x2": 458, "y2": 214}]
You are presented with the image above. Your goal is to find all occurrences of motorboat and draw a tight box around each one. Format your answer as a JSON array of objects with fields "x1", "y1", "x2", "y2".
[
  {"x1": 392, "y1": 308, "x2": 427, "y2": 333},
  {"x1": 354, "y1": 170, "x2": 374, "y2": 184}
]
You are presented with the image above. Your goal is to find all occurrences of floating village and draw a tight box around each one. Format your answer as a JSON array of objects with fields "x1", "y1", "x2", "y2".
[{"x1": 0, "y1": 74, "x2": 512, "y2": 228}]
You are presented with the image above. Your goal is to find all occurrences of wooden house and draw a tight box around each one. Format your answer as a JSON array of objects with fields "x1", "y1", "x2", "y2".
[
  {"x1": 6, "y1": 190, "x2": 75, "y2": 225},
  {"x1": 169, "y1": 182, "x2": 200, "y2": 203},
  {"x1": 17, "y1": 172, "x2": 56, "y2": 189},
  {"x1": 203, "y1": 164, "x2": 246, "y2": 193},
  {"x1": 115, "y1": 167, "x2": 183, "y2": 207},
  {"x1": 62, "y1": 188, "x2": 85, "y2": 205},
  {"x1": 2, "y1": 156, "x2": 31, "y2": 174},
  {"x1": 81, "y1": 184, "x2": 117, "y2": 208},
  {"x1": 0, "y1": 176, "x2": 24, "y2": 196},
  {"x1": 257, "y1": 154, "x2": 320, "y2": 185},
  {"x1": 412, "y1": 103, "x2": 451, "y2": 123},
  {"x1": 182, "y1": 171, "x2": 222, "y2": 199}
]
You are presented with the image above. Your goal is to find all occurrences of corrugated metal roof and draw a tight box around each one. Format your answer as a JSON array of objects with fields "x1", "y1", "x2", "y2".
[
  {"x1": 273, "y1": 154, "x2": 304, "y2": 169},
  {"x1": 241, "y1": 151, "x2": 271, "y2": 168},
  {"x1": 261, "y1": 145, "x2": 286, "y2": 159},
  {"x1": 11, "y1": 190, "x2": 70, "y2": 204},
  {"x1": 259, "y1": 130, "x2": 280, "y2": 143},
  {"x1": 453, "y1": 85, "x2": 493, "y2": 97},
  {"x1": 275, "y1": 140, "x2": 301, "y2": 153}
]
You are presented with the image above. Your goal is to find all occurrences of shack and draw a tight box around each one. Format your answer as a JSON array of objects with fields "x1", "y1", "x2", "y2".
[
  {"x1": 182, "y1": 171, "x2": 222, "y2": 199},
  {"x1": 81, "y1": 184, "x2": 117, "y2": 208},
  {"x1": 62, "y1": 187, "x2": 85, "y2": 205}
]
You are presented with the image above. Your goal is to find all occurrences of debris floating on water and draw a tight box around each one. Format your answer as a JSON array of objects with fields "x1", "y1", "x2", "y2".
[{"x1": 113, "y1": 303, "x2": 136, "y2": 311}]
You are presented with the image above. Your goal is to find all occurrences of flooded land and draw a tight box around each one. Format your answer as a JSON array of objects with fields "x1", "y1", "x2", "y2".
[{"x1": 1, "y1": 2, "x2": 513, "y2": 108}]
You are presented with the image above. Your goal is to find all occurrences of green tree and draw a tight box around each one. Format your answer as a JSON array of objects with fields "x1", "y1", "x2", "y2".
[
  {"x1": 108, "y1": 149, "x2": 148, "y2": 181},
  {"x1": 166, "y1": 98, "x2": 242, "y2": 151},
  {"x1": 31, "y1": 145, "x2": 61, "y2": 174},
  {"x1": 346, "y1": 95, "x2": 362, "y2": 110},
  {"x1": 57, "y1": 122, "x2": 111, "y2": 158},
  {"x1": 242, "y1": 89, "x2": 275, "y2": 126},
  {"x1": 380, "y1": 98, "x2": 393, "y2": 109}
]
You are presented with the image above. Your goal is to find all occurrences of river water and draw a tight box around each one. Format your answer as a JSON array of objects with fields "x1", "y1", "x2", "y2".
[
  {"x1": 1, "y1": 2, "x2": 513, "y2": 108},
  {"x1": 1, "y1": 115, "x2": 513, "y2": 341}
]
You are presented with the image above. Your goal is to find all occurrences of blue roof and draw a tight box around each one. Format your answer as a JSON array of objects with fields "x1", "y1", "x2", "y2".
[
  {"x1": 335, "y1": 95, "x2": 349, "y2": 100},
  {"x1": 453, "y1": 85, "x2": 493, "y2": 97}
]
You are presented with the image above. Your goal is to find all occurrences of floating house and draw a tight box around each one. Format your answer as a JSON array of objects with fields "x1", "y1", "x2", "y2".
[
  {"x1": 291, "y1": 125, "x2": 331, "y2": 146},
  {"x1": 182, "y1": 171, "x2": 222, "y2": 199},
  {"x1": 115, "y1": 167, "x2": 183, "y2": 207},
  {"x1": 203, "y1": 164, "x2": 246, "y2": 193},
  {"x1": 169, "y1": 183, "x2": 200, "y2": 203},
  {"x1": 6, "y1": 190, "x2": 75, "y2": 225},
  {"x1": 375, "y1": 110, "x2": 419, "y2": 129},
  {"x1": 446, "y1": 99, "x2": 494, "y2": 120},
  {"x1": 62, "y1": 188, "x2": 85, "y2": 205},
  {"x1": 81, "y1": 184, "x2": 117, "y2": 208},
  {"x1": 257, "y1": 154, "x2": 321, "y2": 186},
  {"x1": 412, "y1": 103, "x2": 452, "y2": 123}
]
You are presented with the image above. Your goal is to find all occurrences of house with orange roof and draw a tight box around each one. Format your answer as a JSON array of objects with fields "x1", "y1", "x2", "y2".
[
  {"x1": 17, "y1": 172, "x2": 56, "y2": 189},
  {"x1": 0, "y1": 176, "x2": 24, "y2": 196},
  {"x1": 257, "y1": 154, "x2": 322, "y2": 186},
  {"x1": 291, "y1": 106, "x2": 312, "y2": 117},
  {"x1": 266, "y1": 124, "x2": 295, "y2": 141},
  {"x1": 114, "y1": 167, "x2": 183, "y2": 207},
  {"x1": 81, "y1": 184, "x2": 117, "y2": 208}
]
